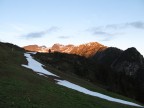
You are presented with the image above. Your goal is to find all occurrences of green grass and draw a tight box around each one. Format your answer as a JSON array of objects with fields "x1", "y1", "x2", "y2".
[{"x1": 0, "y1": 42, "x2": 143, "y2": 108}]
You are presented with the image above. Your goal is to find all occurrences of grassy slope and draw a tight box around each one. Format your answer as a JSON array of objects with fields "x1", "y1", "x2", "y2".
[
  {"x1": 0, "y1": 43, "x2": 142, "y2": 108},
  {"x1": 41, "y1": 63, "x2": 140, "y2": 103},
  {"x1": 34, "y1": 53, "x2": 142, "y2": 104}
]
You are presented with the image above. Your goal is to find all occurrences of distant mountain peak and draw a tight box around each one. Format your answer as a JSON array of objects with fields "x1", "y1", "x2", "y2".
[
  {"x1": 124, "y1": 47, "x2": 141, "y2": 56},
  {"x1": 23, "y1": 44, "x2": 49, "y2": 53},
  {"x1": 84, "y1": 42, "x2": 103, "y2": 46}
]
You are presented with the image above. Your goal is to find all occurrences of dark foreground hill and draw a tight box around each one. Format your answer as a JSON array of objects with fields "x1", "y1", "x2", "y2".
[
  {"x1": 92, "y1": 47, "x2": 144, "y2": 103},
  {"x1": 35, "y1": 46, "x2": 144, "y2": 104}
]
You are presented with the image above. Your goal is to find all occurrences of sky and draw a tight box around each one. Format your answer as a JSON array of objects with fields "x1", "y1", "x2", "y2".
[{"x1": 0, "y1": 0, "x2": 144, "y2": 55}]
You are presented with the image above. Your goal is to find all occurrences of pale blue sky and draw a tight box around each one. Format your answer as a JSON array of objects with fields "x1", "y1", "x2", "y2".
[{"x1": 0, "y1": 0, "x2": 144, "y2": 55}]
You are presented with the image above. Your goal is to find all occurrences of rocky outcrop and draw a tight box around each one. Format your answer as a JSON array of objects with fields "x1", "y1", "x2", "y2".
[
  {"x1": 69, "y1": 42, "x2": 107, "y2": 57},
  {"x1": 91, "y1": 47, "x2": 123, "y2": 65},
  {"x1": 111, "y1": 47, "x2": 144, "y2": 77},
  {"x1": 51, "y1": 43, "x2": 74, "y2": 53}
]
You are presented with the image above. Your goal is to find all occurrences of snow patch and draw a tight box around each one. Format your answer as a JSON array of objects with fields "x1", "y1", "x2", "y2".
[
  {"x1": 56, "y1": 80, "x2": 142, "y2": 107},
  {"x1": 22, "y1": 53, "x2": 58, "y2": 77}
]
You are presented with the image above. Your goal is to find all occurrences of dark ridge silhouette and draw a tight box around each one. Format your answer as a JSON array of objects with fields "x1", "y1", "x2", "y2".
[{"x1": 0, "y1": 42, "x2": 24, "y2": 52}]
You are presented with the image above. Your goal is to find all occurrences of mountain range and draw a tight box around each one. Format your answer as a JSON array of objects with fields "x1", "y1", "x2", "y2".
[
  {"x1": 24, "y1": 42, "x2": 144, "y2": 104},
  {"x1": 23, "y1": 42, "x2": 107, "y2": 57}
]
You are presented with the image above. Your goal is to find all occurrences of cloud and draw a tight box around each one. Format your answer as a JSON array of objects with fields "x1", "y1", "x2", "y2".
[
  {"x1": 86, "y1": 21, "x2": 144, "y2": 41},
  {"x1": 100, "y1": 37, "x2": 112, "y2": 41},
  {"x1": 86, "y1": 27, "x2": 113, "y2": 37},
  {"x1": 106, "y1": 21, "x2": 144, "y2": 29},
  {"x1": 126, "y1": 21, "x2": 144, "y2": 29},
  {"x1": 23, "y1": 26, "x2": 59, "y2": 39},
  {"x1": 92, "y1": 31, "x2": 111, "y2": 36},
  {"x1": 86, "y1": 27, "x2": 123, "y2": 41},
  {"x1": 24, "y1": 31, "x2": 47, "y2": 38},
  {"x1": 58, "y1": 36, "x2": 70, "y2": 39},
  {"x1": 106, "y1": 24, "x2": 120, "y2": 29},
  {"x1": 87, "y1": 28, "x2": 114, "y2": 41}
]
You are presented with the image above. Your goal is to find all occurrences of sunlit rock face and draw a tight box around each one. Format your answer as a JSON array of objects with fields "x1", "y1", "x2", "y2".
[
  {"x1": 23, "y1": 45, "x2": 49, "y2": 52},
  {"x1": 67, "y1": 42, "x2": 107, "y2": 58},
  {"x1": 23, "y1": 42, "x2": 107, "y2": 57}
]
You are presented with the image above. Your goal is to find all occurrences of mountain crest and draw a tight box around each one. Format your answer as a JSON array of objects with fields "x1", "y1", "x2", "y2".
[{"x1": 23, "y1": 42, "x2": 107, "y2": 57}]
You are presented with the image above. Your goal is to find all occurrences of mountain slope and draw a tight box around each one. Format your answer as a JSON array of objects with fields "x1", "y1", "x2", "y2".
[
  {"x1": 110, "y1": 47, "x2": 144, "y2": 102},
  {"x1": 91, "y1": 47, "x2": 144, "y2": 103},
  {"x1": 23, "y1": 52, "x2": 141, "y2": 107},
  {"x1": 34, "y1": 45, "x2": 144, "y2": 104},
  {"x1": 0, "y1": 42, "x2": 142, "y2": 108}
]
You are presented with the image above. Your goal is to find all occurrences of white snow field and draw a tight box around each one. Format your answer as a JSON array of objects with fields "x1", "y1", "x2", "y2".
[
  {"x1": 56, "y1": 80, "x2": 142, "y2": 107},
  {"x1": 22, "y1": 53, "x2": 142, "y2": 107},
  {"x1": 22, "y1": 53, "x2": 58, "y2": 77}
]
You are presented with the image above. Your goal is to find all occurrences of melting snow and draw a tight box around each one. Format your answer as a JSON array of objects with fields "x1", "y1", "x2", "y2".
[
  {"x1": 22, "y1": 53, "x2": 142, "y2": 107},
  {"x1": 22, "y1": 53, "x2": 58, "y2": 77},
  {"x1": 56, "y1": 80, "x2": 142, "y2": 107}
]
